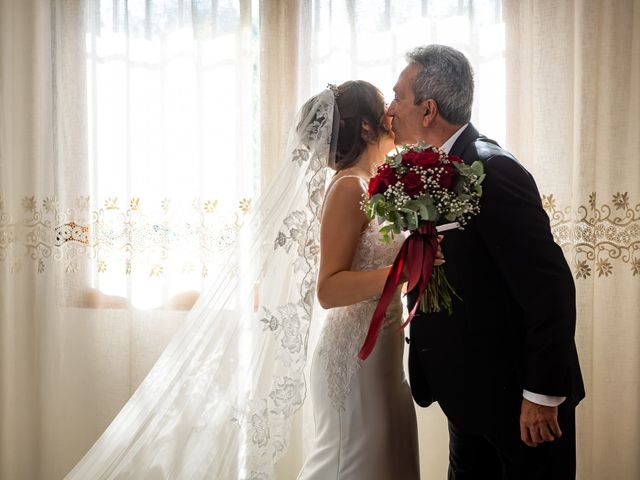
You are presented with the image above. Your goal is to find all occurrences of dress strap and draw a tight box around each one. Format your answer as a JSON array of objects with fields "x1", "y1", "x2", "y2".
[{"x1": 324, "y1": 175, "x2": 368, "y2": 198}]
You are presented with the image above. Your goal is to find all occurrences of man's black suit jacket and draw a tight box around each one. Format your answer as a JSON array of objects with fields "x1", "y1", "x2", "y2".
[{"x1": 407, "y1": 124, "x2": 585, "y2": 433}]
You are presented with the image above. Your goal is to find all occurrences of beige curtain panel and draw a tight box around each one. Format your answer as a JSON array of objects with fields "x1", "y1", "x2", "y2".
[{"x1": 505, "y1": 1, "x2": 640, "y2": 478}]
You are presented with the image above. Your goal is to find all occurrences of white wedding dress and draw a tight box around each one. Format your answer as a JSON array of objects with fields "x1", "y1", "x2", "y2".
[{"x1": 298, "y1": 177, "x2": 420, "y2": 480}]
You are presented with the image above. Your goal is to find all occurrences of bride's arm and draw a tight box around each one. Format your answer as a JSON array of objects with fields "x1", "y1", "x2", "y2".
[{"x1": 316, "y1": 177, "x2": 392, "y2": 309}]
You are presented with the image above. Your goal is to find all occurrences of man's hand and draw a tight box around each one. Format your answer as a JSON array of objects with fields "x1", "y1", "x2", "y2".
[
  {"x1": 519, "y1": 398, "x2": 562, "y2": 447},
  {"x1": 434, "y1": 235, "x2": 445, "y2": 266}
]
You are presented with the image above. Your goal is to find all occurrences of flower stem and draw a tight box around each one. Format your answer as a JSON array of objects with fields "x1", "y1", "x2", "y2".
[{"x1": 419, "y1": 268, "x2": 460, "y2": 315}]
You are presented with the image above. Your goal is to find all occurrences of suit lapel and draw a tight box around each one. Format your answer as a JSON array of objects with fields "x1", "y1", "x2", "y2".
[{"x1": 449, "y1": 123, "x2": 480, "y2": 164}]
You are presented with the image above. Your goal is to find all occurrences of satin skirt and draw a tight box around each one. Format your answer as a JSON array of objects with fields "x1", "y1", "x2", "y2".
[{"x1": 298, "y1": 326, "x2": 420, "y2": 479}]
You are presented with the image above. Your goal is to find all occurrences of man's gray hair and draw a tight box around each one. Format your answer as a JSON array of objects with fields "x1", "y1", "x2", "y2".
[{"x1": 405, "y1": 45, "x2": 474, "y2": 125}]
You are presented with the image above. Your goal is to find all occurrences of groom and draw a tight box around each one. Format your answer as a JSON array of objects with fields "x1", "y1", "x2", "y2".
[{"x1": 388, "y1": 45, "x2": 585, "y2": 479}]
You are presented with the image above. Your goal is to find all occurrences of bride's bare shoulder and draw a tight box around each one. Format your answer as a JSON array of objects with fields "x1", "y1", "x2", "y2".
[
  {"x1": 325, "y1": 175, "x2": 368, "y2": 200},
  {"x1": 321, "y1": 175, "x2": 369, "y2": 224}
]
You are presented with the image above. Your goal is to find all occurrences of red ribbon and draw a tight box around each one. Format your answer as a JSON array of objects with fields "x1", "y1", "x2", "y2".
[{"x1": 357, "y1": 222, "x2": 439, "y2": 361}]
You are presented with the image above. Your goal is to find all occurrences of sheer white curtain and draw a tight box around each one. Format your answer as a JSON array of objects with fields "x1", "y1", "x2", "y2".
[
  {"x1": 505, "y1": 1, "x2": 640, "y2": 478},
  {"x1": 299, "y1": 0, "x2": 505, "y2": 136},
  {"x1": 1, "y1": 0, "x2": 258, "y2": 478},
  {"x1": 1, "y1": 1, "x2": 91, "y2": 478},
  {"x1": 85, "y1": 0, "x2": 257, "y2": 308}
]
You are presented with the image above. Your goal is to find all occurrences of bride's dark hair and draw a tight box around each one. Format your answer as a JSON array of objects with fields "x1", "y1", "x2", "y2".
[{"x1": 333, "y1": 80, "x2": 388, "y2": 171}]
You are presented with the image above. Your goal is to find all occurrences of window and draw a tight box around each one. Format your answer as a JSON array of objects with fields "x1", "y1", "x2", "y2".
[
  {"x1": 85, "y1": 0, "x2": 258, "y2": 309},
  {"x1": 82, "y1": 0, "x2": 504, "y2": 309}
]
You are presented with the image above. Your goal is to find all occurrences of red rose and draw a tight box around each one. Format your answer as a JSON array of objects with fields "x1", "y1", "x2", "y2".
[
  {"x1": 400, "y1": 151, "x2": 420, "y2": 167},
  {"x1": 377, "y1": 164, "x2": 397, "y2": 188},
  {"x1": 438, "y1": 163, "x2": 458, "y2": 189},
  {"x1": 368, "y1": 176, "x2": 384, "y2": 196},
  {"x1": 368, "y1": 164, "x2": 397, "y2": 196},
  {"x1": 401, "y1": 170, "x2": 424, "y2": 196},
  {"x1": 400, "y1": 149, "x2": 440, "y2": 168}
]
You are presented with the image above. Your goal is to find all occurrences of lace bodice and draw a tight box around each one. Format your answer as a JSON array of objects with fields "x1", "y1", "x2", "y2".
[{"x1": 316, "y1": 176, "x2": 405, "y2": 409}]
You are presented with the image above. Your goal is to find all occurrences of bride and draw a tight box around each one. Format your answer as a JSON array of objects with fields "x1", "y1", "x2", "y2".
[
  {"x1": 298, "y1": 80, "x2": 443, "y2": 479},
  {"x1": 65, "y1": 81, "x2": 441, "y2": 479}
]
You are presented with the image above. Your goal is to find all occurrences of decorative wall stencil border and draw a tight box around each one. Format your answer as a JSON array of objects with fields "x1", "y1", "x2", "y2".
[
  {"x1": 0, "y1": 194, "x2": 252, "y2": 276},
  {"x1": 542, "y1": 192, "x2": 640, "y2": 279}
]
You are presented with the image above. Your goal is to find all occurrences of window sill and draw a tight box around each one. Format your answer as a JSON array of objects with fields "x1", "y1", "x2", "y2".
[{"x1": 77, "y1": 288, "x2": 200, "y2": 311}]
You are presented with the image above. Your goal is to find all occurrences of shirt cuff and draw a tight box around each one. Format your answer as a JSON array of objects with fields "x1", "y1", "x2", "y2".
[{"x1": 522, "y1": 390, "x2": 566, "y2": 407}]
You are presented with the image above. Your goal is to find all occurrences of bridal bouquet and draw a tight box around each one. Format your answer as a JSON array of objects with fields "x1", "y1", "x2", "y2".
[{"x1": 358, "y1": 144, "x2": 484, "y2": 360}]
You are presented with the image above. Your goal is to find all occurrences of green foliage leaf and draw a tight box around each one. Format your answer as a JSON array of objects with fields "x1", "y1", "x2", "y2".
[
  {"x1": 379, "y1": 223, "x2": 395, "y2": 244},
  {"x1": 406, "y1": 210, "x2": 418, "y2": 231},
  {"x1": 417, "y1": 194, "x2": 434, "y2": 206},
  {"x1": 425, "y1": 203, "x2": 438, "y2": 221},
  {"x1": 402, "y1": 199, "x2": 422, "y2": 212},
  {"x1": 454, "y1": 162, "x2": 469, "y2": 174},
  {"x1": 398, "y1": 207, "x2": 416, "y2": 215},
  {"x1": 369, "y1": 194, "x2": 390, "y2": 218},
  {"x1": 417, "y1": 202, "x2": 430, "y2": 219},
  {"x1": 393, "y1": 211, "x2": 404, "y2": 233},
  {"x1": 380, "y1": 223, "x2": 395, "y2": 234},
  {"x1": 470, "y1": 160, "x2": 484, "y2": 177}
]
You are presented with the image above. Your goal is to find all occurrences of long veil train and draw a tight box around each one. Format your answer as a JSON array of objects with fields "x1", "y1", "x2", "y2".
[{"x1": 65, "y1": 89, "x2": 337, "y2": 479}]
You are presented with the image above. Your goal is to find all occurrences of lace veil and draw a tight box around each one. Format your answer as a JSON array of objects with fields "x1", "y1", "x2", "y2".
[{"x1": 65, "y1": 88, "x2": 338, "y2": 479}]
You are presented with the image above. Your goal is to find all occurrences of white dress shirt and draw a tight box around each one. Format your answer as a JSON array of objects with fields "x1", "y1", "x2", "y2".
[{"x1": 440, "y1": 124, "x2": 468, "y2": 154}]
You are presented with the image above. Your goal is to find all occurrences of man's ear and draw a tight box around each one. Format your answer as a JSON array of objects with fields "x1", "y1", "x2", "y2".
[{"x1": 421, "y1": 99, "x2": 437, "y2": 128}]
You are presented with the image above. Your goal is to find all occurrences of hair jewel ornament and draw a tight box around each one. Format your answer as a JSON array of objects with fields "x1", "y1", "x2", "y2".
[{"x1": 327, "y1": 83, "x2": 340, "y2": 98}]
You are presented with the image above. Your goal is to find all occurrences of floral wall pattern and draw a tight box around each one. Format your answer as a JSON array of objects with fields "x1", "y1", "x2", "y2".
[{"x1": 543, "y1": 192, "x2": 640, "y2": 279}]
